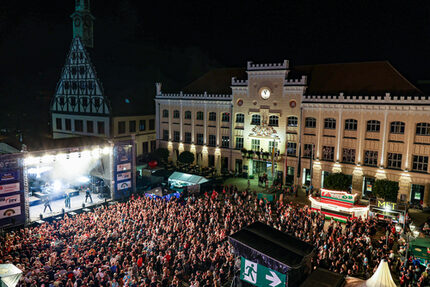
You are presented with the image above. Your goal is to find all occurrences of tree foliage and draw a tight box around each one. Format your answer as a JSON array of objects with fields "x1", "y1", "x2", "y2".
[
  {"x1": 323, "y1": 173, "x2": 352, "y2": 191},
  {"x1": 154, "y1": 148, "x2": 169, "y2": 163},
  {"x1": 373, "y1": 179, "x2": 399, "y2": 202},
  {"x1": 178, "y1": 151, "x2": 195, "y2": 165}
]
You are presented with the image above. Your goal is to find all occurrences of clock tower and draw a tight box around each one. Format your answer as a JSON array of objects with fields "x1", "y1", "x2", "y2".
[{"x1": 70, "y1": 0, "x2": 94, "y2": 48}]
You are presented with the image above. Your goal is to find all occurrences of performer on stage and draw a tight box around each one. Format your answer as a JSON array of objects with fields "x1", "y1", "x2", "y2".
[
  {"x1": 43, "y1": 196, "x2": 52, "y2": 213},
  {"x1": 85, "y1": 187, "x2": 93, "y2": 203},
  {"x1": 65, "y1": 191, "x2": 71, "y2": 209}
]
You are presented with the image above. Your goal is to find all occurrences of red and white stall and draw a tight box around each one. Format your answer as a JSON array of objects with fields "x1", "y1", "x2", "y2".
[{"x1": 309, "y1": 189, "x2": 369, "y2": 222}]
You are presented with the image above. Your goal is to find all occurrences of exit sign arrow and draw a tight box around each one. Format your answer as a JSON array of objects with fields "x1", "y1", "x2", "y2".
[{"x1": 266, "y1": 271, "x2": 282, "y2": 287}]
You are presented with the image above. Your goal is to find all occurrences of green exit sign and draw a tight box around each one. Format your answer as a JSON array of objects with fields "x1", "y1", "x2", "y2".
[{"x1": 240, "y1": 257, "x2": 286, "y2": 287}]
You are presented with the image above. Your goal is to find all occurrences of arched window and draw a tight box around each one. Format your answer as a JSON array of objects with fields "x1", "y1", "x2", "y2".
[
  {"x1": 390, "y1": 121, "x2": 405, "y2": 134},
  {"x1": 416, "y1": 122, "x2": 430, "y2": 136},
  {"x1": 162, "y1": 109, "x2": 169, "y2": 118},
  {"x1": 196, "y1": 111, "x2": 204, "y2": 120},
  {"x1": 305, "y1": 117, "x2": 316, "y2": 128},
  {"x1": 208, "y1": 112, "x2": 216, "y2": 121},
  {"x1": 222, "y1": 112, "x2": 230, "y2": 122},
  {"x1": 184, "y1": 111, "x2": 191, "y2": 120},
  {"x1": 251, "y1": 114, "x2": 261, "y2": 125},
  {"x1": 173, "y1": 110, "x2": 180, "y2": 119},
  {"x1": 269, "y1": 115, "x2": 279, "y2": 127},
  {"x1": 287, "y1": 116, "x2": 298, "y2": 127},
  {"x1": 236, "y1": 113, "x2": 244, "y2": 123},
  {"x1": 366, "y1": 120, "x2": 380, "y2": 132},
  {"x1": 344, "y1": 119, "x2": 357, "y2": 131},
  {"x1": 324, "y1": 118, "x2": 336, "y2": 129}
]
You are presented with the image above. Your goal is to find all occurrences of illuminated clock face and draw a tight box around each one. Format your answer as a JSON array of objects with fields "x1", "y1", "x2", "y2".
[{"x1": 260, "y1": 88, "x2": 271, "y2": 99}]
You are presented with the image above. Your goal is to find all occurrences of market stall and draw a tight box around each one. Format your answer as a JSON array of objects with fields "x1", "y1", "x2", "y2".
[
  {"x1": 309, "y1": 189, "x2": 369, "y2": 222},
  {"x1": 369, "y1": 198, "x2": 407, "y2": 224}
]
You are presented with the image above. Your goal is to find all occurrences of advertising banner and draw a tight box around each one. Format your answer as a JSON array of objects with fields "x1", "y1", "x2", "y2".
[
  {"x1": 0, "y1": 206, "x2": 21, "y2": 220},
  {"x1": 0, "y1": 182, "x2": 20, "y2": 195},
  {"x1": 0, "y1": 194, "x2": 20, "y2": 207},
  {"x1": 113, "y1": 141, "x2": 135, "y2": 200},
  {"x1": 0, "y1": 153, "x2": 25, "y2": 228},
  {"x1": 117, "y1": 172, "x2": 131, "y2": 181}
]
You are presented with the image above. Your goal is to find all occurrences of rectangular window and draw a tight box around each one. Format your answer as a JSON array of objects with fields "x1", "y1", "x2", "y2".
[
  {"x1": 209, "y1": 135, "x2": 216, "y2": 147},
  {"x1": 287, "y1": 117, "x2": 298, "y2": 127},
  {"x1": 196, "y1": 112, "x2": 204, "y2": 121},
  {"x1": 251, "y1": 139, "x2": 260, "y2": 151},
  {"x1": 173, "y1": 131, "x2": 180, "y2": 142},
  {"x1": 322, "y1": 146, "x2": 335, "y2": 161},
  {"x1": 390, "y1": 121, "x2": 404, "y2": 134},
  {"x1": 56, "y1": 118, "x2": 62, "y2": 130},
  {"x1": 342, "y1": 148, "x2": 356, "y2": 163},
  {"x1": 209, "y1": 112, "x2": 216, "y2": 121},
  {"x1": 142, "y1": 141, "x2": 149, "y2": 154},
  {"x1": 269, "y1": 141, "x2": 279, "y2": 154},
  {"x1": 324, "y1": 118, "x2": 336, "y2": 129},
  {"x1": 150, "y1": 140, "x2": 156, "y2": 152},
  {"x1": 162, "y1": 110, "x2": 169, "y2": 118},
  {"x1": 65, "y1": 119, "x2": 71, "y2": 131},
  {"x1": 236, "y1": 114, "x2": 244, "y2": 123},
  {"x1": 87, "y1": 121, "x2": 93, "y2": 133},
  {"x1": 184, "y1": 132, "x2": 192, "y2": 144},
  {"x1": 97, "y1": 121, "x2": 105, "y2": 134},
  {"x1": 196, "y1": 133, "x2": 204, "y2": 145},
  {"x1": 222, "y1": 136, "x2": 230, "y2": 148},
  {"x1": 303, "y1": 144, "x2": 314, "y2": 158},
  {"x1": 75, "y1": 120, "x2": 83, "y2": 132},
  {"x1": 173, "y1": 110, "x2": 180, "y2": 119},
  {"x1": 139, "y1": 120, "x2": 146, "y2": 131},
  {"x1": 118, "y1": 121, "x2": 126, "y2": 134},
  {"x1": 364, "y1": 150, "x2": 378, "y2": 167},
  {"x1": 387, "y1": 153, "x2": 402, "y2": 169},
  {"x1": 222, "y1": 113, "x2": 230, "y2": 122},
  {"x1": 287, "y1": 142, "x2": 296, "y2": 156},
  {"x1": 235, "y1": 137, "x2": 243, "y2": 149},
  {"x1": 412, "y1": 155, "x2": 429, "y2": 172},
  {"x1": 305, "y1": 117, "x2": 316, "y2": 128},
  {"x1": 367, "y1": 120, "x2": 380, "y2": 132},
  {"x1": 163, "y1": 129, "x2": 169, "y2": 141},
  {"x1": 129, "y1": 121, "x2": 136, "y2": 133},
  {"x1": 149, "y1": 119, "x2": 155, "y2": 130},
  {"x1": 344, "y1": 119, "x2": 357, "y2": 131},
  {"x1": 416, "y1": 123, "x2": 430, "y2": 136}
]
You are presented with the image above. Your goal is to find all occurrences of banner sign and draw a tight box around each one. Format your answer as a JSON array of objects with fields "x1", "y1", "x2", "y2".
[
  {"x1": 0, "y1": 194, "x2": 20, "y2": 207},
  {"x1": 117, "y1": 163, "x2": 131, "y2": 172},
  {"x1": 0, "y1": 171, "x2": 19, "y2": 183},
  {"x1": 0, "y1": 153, "x2": 25, "y2": 228},
  {"x1": 240, "y1": 257, "x2": 286, "y2": 287},
  {"x1": 0, "y1": 182, "x2": 20, "y2": 195},
  {"x1": 321, "y1": 188, "x2": 356, "y2": 205},
  {"x1": 113, "y1": 141, "x2": 134, "y2": 200},
  {"x1": 375, "y1": 199, "x2": 397, "y2": 211},
  {"x1": 0, "y1": 206, "x2": 21, "y2": 220},
  {"x1": 117, "y1": 171, "x2": 131, "y2": 181}
]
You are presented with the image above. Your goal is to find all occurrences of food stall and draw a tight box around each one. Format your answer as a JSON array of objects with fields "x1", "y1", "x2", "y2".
[{"x1": 309, "y1": 189, "x2": 369, "y2": 222}]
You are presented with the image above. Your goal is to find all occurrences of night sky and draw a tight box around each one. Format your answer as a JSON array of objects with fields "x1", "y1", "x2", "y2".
[{"x1": 0, "y1": 0, "x2": 429, "y2": 145}]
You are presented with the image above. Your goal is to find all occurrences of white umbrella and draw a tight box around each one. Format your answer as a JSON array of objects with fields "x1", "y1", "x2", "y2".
[{"x1": 364, "y1": 259, "x2": 396, "y2": 287}]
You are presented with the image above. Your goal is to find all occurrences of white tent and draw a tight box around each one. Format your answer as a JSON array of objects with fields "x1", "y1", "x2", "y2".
[
  {"x1": 365, "y1": 260, "x2": 396, "y2": 287},
  {"x1": 345, "y1": 259, "x2": 396, "y2": 287},
  {"x1": 0, "y1": 264, "x2": 22, "y2": 287}
]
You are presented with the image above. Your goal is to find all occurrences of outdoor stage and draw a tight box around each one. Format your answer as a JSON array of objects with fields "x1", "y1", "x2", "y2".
[{"x1": 29, "y1": 190, "x2": 107, "y2": 222}]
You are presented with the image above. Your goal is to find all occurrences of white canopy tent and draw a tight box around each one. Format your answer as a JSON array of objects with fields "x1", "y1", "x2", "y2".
[
  {"x1": 0, "y1": 264, "x2": 22, "y2": 287},
  {"x1": 345, "y1": 259, "x2": 396, "y2": 287}
]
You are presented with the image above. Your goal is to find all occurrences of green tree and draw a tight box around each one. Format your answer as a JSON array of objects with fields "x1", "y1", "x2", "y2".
[
  {"x1": 324, "y1": 173, "x2": 352, "y2": 191},
  {"x1": 154, "y1": 148, "x2": 169, "y2": 163},
  {"x1": 178, "y1": 151, "x2": 195, "y2": 165},
  {"x1": 373, "y1": 179, "x2": 399, "y2": 202}
]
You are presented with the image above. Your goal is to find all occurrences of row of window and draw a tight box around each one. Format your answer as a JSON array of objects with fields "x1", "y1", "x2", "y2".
[
  {"x1": 162, "y1": 110, "x2": 231, "y2": 122},
  {"x1": 163, "y1": 130, "x2": 230, "y2": 148},
  {"x1": 58, "y1": 96, "x2": 100, "y2": 107},
  {"x1": 305, "y1": 118, "x2": 430, "y2": 135},
  {"x1": 299, "y1": 144, "x2": 428, "y2": 172},
  {"x1": 118, "y1": 119, "x2": 155, "y2": 134},
  {"x1": 55, "y1": 118, "x2": 105, "y2": 134}
]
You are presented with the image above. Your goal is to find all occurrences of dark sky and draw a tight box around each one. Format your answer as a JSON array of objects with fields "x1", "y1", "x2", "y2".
[{"x1": 0, "y1": 0, "x2": 429, "y2": 139}]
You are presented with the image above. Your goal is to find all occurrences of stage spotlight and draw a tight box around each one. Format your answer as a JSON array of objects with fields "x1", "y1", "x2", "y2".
[
  {"x1": 41, "y1": 155, "x2": 55, "y2": 164},
  {"x1": 102, "y1": 146, "x2": 111, "y2": 155},
  {"x1": 81, "y1": 150, "x2": 91, "y2": 159}
]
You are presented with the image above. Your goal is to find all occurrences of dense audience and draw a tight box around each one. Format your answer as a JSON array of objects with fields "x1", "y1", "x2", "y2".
[{"x1": 1, "y1": 185, "x2": 429, "y2": 286}]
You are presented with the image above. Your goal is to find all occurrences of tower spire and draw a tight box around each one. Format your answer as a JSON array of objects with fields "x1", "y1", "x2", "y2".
[{"x1": 70, "y1": 0, "x2": 94, "y2": 48}]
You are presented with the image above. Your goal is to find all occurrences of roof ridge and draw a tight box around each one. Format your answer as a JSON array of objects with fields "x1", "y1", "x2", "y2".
[
  {"x1": 385, "y1": 61, "x2": 423, "y2": 94},
  {"x1": 295, "y1": 60, "x2": 390, "y2": 68}
]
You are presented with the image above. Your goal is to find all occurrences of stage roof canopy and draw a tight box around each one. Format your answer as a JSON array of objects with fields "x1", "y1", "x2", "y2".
[
  {"x1": 168, "y1": 172, "x2": 209, "y2": 185},
  {"x1": 229, "y1": 222, "x2": 314, "y2": 270}
]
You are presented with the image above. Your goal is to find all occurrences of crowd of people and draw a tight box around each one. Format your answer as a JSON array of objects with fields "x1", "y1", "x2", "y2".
[{"x1": 1, "y1": 185, "x2": 429, "y2": 286}]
